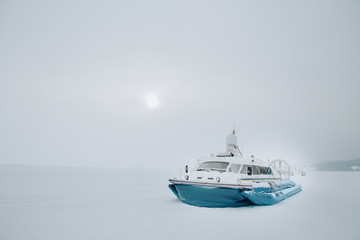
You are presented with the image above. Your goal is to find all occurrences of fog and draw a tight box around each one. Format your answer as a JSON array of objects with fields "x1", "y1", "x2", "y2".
[{"x1": 1, "y1": 0, "x2": 360, "y2": 168}]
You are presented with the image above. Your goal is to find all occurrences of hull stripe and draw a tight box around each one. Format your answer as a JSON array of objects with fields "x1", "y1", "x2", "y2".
[{"x1": 238, "y1": 178, "x2": 281, "y2": 181}]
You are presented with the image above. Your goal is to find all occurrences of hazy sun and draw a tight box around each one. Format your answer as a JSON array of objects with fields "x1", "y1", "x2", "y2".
[{"x1": 145, "y1": 94, "x2": 160, "y2": 109}]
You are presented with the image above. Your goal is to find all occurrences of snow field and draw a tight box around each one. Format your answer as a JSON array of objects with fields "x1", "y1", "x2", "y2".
[{"x1": 0, "y1": 165, "x2": 359, "y2": 240}]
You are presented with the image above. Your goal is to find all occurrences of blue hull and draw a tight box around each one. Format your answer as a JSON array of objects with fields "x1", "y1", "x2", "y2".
[
  {"x1": 169, "y1": 184, "x2": 251, "y2": 207},
  {"x1": 169, "y1": 180, "x2": 302, "y2": 207},
  {"x1": 242, "y1": 183, "x2": 302, "y2": 206}
]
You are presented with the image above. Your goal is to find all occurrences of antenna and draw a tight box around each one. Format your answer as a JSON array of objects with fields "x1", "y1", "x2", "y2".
[
  {"x1": 232, "y1": 121, "x2": 239, "y2": 135},
  {"x1": 230, "y1": 122, "x2": 243, "y2": 157}
]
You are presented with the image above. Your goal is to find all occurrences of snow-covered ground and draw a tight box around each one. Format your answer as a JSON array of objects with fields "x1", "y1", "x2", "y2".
[{"x1": 0, "y1": 164, "x2": 359, "y2": 240}]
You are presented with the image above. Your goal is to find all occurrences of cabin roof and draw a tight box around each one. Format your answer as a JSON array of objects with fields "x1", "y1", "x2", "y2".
[{"x1": 197, "y1": 156, "x2": 268, "y2": 166}]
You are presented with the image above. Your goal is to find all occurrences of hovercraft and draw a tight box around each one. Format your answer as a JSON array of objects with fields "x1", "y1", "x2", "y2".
[{"x1": 168, "y1": 130, "x2": 302, "y2": 207}]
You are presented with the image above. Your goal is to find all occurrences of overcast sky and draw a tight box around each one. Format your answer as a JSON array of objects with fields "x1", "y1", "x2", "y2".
[{"x1": 1, "y1": 0, "x2": 359, "y2": 168}]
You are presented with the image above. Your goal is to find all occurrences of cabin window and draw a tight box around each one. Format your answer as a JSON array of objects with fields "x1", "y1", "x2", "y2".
[
  {"x1": 240, "y1": 164, "x2": 252, "y2": 175},
  {"x1": 260, "y1": 167, "x2": 271, "y2": 175},
  {"x1": 252, "y1": 165, "x2": 261, "y2": 175},
  {"x1": 197, "y1": 161, "x2": 229, "y2": 172},
  {"x1": 229, "y1": 164, "x2": 241, "y2": 173}
]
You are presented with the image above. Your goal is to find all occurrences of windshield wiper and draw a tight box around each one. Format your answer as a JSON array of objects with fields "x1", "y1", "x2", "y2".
[
  {"x1": 197, "y1": 169, "x2": 209, "y2": 172},
  {"x1": 208, "y1": 168, "x2": 225, "y2": 173}
]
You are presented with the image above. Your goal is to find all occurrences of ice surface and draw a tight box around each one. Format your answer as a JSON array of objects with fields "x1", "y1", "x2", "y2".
[{"x1": 0, "y1": 164, "x2": 359, "y2": 240}]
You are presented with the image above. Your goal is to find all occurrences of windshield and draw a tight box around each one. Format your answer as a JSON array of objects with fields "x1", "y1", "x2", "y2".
[{"x1": 197, "y1": 162, "x2": 229, "y2": 172}]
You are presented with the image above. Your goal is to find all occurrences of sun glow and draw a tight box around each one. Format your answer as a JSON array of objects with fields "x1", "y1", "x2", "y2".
[{"x1": 145, "y1": 94, "x2": 160, "y2": 109}]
